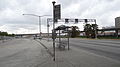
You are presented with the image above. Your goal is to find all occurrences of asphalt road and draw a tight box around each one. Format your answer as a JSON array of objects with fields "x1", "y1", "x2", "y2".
[
  {"x1": 59, "y1": 38, "x2": 120, "y2": 62},
  {"x1": 44, "y1": 38, "x2": 120, "y2": 62},
  {"x1": 0, "y1": 38, "x2": 120, "y2": 67},
  {"x1": 0, "y1": 38, "x2": 50, "y2": 67}
]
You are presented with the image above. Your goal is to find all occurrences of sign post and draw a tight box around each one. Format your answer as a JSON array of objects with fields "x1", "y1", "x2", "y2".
[{"x1": 52, "y1": 1, "x2": 61, "y2": 61}]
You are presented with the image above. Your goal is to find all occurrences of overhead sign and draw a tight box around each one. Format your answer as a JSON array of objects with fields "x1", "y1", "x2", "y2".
[
  {"x1": 54, "y1": 4, "x2": 61, "y2": 21},
  {"x1": 47, "y1": 18, "x2": 96, "y2": 23}
]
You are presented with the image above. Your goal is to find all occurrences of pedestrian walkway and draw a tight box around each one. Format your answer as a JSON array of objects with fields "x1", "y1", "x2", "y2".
[
  {"x1": 0, "y1": 40, "x2": 2, "y2": 44},
  {"x1": 0, "y1": 40, "x2": 5, "y2": 44},
  {"x1": 0, "y1": 39, "x2": 12, "y2": 44},
  {"x1": 35, "y1": 39, "x2": 120, "y2": 67}
]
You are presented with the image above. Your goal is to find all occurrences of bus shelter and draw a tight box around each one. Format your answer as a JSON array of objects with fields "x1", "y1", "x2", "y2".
[{"x1": 54, "y1": 25, "x2": 71, "y2": 50}]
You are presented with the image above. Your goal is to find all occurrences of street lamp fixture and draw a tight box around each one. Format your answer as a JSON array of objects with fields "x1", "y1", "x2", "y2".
[{"x1": 23, "y1": 14, "x2": 51, "y2": 37}]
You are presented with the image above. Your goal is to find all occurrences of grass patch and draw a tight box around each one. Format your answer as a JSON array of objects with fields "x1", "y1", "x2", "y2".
[
  {"x1": 97, "y1": 36, "x2": 120, "y2": 39},
  {"x1": 76, "y1": 36, "x2": 87, "y2": 38}
]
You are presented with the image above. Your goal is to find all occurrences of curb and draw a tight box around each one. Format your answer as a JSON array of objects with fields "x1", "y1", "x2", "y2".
[{"x1": 35, "y1": 39, "x2": 53, "y2": 57}]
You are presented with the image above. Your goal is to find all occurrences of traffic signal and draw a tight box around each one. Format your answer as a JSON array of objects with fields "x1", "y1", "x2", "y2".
[
  {"x1": 84, "y1": 19, "x2": 87, "y2": 23},
  {"x1": 75, "y1": 19, "x2": 78, "y2": 23},
  {"x1": 65, "y1": 19, "x2": 69, "y2": 23}
]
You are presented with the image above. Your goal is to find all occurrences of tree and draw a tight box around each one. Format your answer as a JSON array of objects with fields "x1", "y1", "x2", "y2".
[
  {"x1": 84, "y1": 24, "x2": 92, "y2": 38},
  {"x1": 71, "y1": 26, "x2": 80, "y2": 38},
  {"x1": 0, "y1": 31, "x2": 15, "y2": 37},
  {"x1": 91, "y1": 24, "x2": 98, "y2": 38},
  {"x1": 84, "y1": 24, "x2": 98, "y2": 38},
  {"x1": 8, "y1": 34, "x2": 15, "y2": 37},
  {"x1": 0, "y1": 31, "x2": 8, "y2": 36}
]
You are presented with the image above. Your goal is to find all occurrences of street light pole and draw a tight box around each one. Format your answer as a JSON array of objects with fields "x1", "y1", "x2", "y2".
[
  {"x1": 39, "y1": 16, "x2": 41, "y2": 37},
  {"x1": 23, "y1": 14, "x2": 50, "y2": 38},
  {"x1": 47, "y1": 19, "x2": 50, "y2": 41}
]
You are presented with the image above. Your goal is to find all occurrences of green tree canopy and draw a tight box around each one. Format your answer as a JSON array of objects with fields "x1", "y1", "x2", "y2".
[
  {"x1": 0, "y1": 31, "x2": 8, "y2": 36},
  {"x1": 84, "y1": 24, "x2": 98, "y2": 38},
  {"x1": 0, "y1": 31, "x2": 15, "y2": 37},
  {"x1": 71, "y1": 26, "x2": 80, "y2": 38}
]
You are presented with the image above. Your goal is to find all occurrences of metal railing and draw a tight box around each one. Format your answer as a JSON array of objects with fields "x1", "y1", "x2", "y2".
[{"x1": 0, "y1": 36, "x2": 13, "y2": 43}]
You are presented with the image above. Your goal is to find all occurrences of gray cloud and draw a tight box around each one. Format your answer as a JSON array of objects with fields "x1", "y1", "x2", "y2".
[{"x1": 0, "y1": 0, "x2": 120, "y2": 34}]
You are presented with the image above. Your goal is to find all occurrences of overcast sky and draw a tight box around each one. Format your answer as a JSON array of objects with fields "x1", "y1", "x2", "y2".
[{"x1": 0, "y1": 0, "x2": 120, "y2": 34}]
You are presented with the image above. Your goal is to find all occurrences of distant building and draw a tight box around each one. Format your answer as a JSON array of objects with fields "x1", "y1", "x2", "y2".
[
  {"x1": 115, "y1": 17, "x2": 120, "y2": 28},
  {"x1": 115, "y1": 17, "x2": 120, "y2": 31}
]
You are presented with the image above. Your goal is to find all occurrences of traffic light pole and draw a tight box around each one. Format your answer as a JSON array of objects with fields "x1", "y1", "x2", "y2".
[{"x1": 95, "y1": 20, "x2": 97, "y2": 39}]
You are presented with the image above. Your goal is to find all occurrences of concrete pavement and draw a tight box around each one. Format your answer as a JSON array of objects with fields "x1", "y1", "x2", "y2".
[{"x1": 0, "y1": 38, "x2": 52, "y2": 67}]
